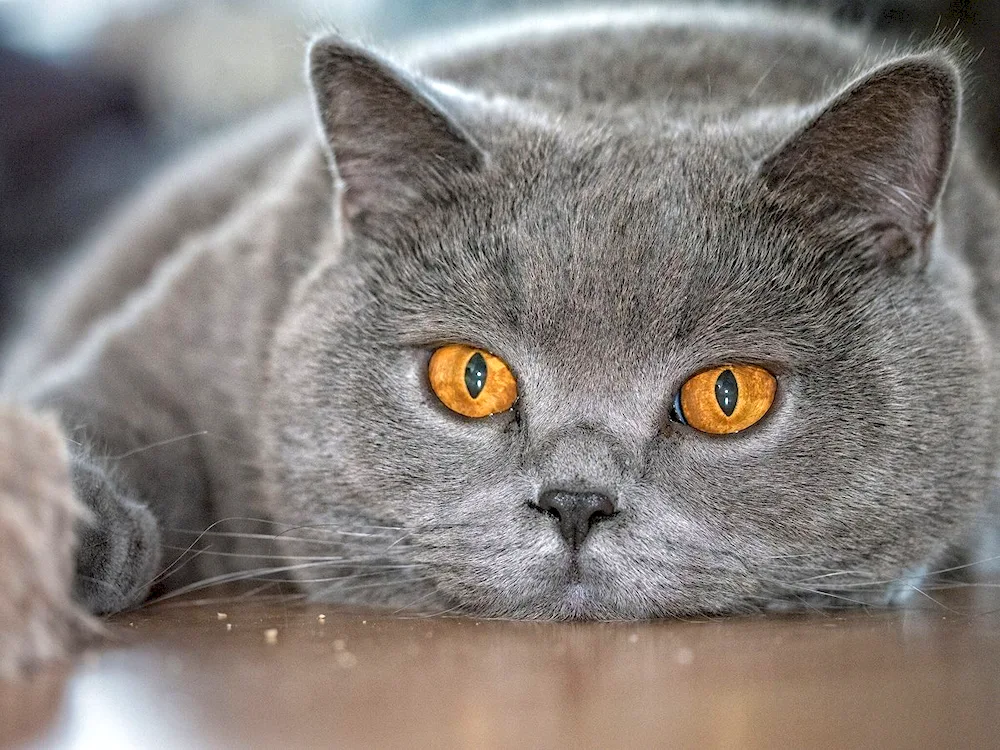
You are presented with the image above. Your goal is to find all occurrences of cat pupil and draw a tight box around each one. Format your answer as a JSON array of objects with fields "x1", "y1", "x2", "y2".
[
  {"x1": 716, "y1": 370, "x2": 738, "y2": 417},
  {"x1": 465, "y1": 352, "x2": 488, "y2": 399}
]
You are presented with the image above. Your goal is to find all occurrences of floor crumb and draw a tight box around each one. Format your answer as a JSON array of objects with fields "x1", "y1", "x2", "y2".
[
  {"x1": 318, "y1": 614, "x2": 326, "y2": 623},
  {"x1": 226, "y1": 623, "x2": 233, "y2": 632},
  {"x1": 264, "y1": 628, "x2": 279, "y2": 645},
  {"x1": 217, "y1": 613, "x2": 228, "y2": 621}
]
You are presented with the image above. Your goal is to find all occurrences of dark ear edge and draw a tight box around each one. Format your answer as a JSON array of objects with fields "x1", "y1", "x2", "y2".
[
  {"x1": 759, "y1": 53, "x2": 961, "y2": 269},
  {"x1": 307, "y1": 35, "x2": 487, "y2": 234}
]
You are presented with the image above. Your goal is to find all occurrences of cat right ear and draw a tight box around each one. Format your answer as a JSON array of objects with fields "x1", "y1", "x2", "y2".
[{"x1": 308, "y1": 36, "x2": 487, "y2": 238}]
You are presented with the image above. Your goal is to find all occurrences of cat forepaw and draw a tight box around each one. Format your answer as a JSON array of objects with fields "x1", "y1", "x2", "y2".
[
  {"x1": 0, "y1": 405, "x2": 97, "y2": 678},
  {"x1": 72, "y1": 457, "x2": 162, "y2": 614}
]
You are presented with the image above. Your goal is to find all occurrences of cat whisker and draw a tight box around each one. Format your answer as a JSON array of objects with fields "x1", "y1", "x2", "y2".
[
  {"x1": 917, "y1": 581, "x2": 1000, "y2": 590},
  {"x1": 297, "y1": 572, "x2": 430, "y2": 586},
  {"x1": 919, "y1": 554, "x2": 1000, "y2": 578},
  {"x1": 405, "y1": 602, "x2": 467, "y2": 619},
  {"x1": 146, "y1": 544, "x2": 213, "y2": 589},
  {"x1": 99, "y1": 431, "x2": 210, "y2": 461},
  {"x1": 167, "y1": 528, "x2": 403, "y2": 543},
  {"x1": 310, "y1": 573, "x2": 436, "y2": 602},
  {"x1": 143, "y1": 560, "x2": 353, "y2": 605},
  {"x1": 152, "y1": 516, "x2": 412, "y2": 588},
  {"x1": 904, "y1": 584, "x2": 966, "y2": 615},
  {"x1": 747, "y1": 52, "x2": 789, "y2": 97},
  {"x1": 154, "y1": 516, "x2": 310, "y2": 584},
  {"x1": 388, "y1": 587, "x2": 444, "y2": 615},
  {"x1": 170, "y1": 517, "x2": 406, "y2": 532},
  {"x1": 794, "y1": 570, "x2": 878, "y2": 583},
  {"x1": 211, "y1": 566, "x2": 428, "y2": 585},
  {"x1": 760, "y1": 578, "x2": 880, "y2": 608},
  {"x1": 759, "y1": 553, "x2": 833, "y2": 560},
  {"x1": 271, "y1": 522, "x2": 407, "y2": 541},
  {"x1": 151, "y1": 591, "x2": 309, "y2": 610},
  {"x1": 298, "y1": 566, "x2": 429, "y2": 583},
  {"x1": 157, "y1": 544, "x2": 420, "y2": 565},
  {"x1": 802, "y1": 567, "x2": 996, "y2": 592}
]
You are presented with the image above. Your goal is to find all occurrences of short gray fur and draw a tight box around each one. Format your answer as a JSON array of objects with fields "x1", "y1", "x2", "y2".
[{"x1": 3, "y1": 4, "x2": 999, "y2": 620}]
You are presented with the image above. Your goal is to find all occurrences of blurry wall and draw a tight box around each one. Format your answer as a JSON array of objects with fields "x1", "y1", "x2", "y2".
[{"x1": 0, "y1": 0, "x2": 998, "y2": 339}]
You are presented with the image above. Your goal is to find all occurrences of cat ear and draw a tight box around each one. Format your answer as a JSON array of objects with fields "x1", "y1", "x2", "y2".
[
  {"x1": 308, "y1": 36, "x2": 486, "y2": 235},
  {"x1": 760, "y1": 55, "x2": 960, "y2": 267}
]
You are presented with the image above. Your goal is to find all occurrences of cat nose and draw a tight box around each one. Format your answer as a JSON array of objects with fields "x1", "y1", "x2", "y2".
[{"x1": 533, "y1": 490, "x2": 617, "y2": 549}]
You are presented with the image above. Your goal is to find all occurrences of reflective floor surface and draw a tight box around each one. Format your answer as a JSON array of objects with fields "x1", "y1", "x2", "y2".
[{"x1": 2, "y1": 587, "x2": 999, "y2": 749}]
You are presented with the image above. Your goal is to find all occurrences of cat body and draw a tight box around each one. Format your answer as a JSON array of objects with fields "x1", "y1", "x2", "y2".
[{"x1": 2, "y1": 4, "x2": 999, "y2": 665}]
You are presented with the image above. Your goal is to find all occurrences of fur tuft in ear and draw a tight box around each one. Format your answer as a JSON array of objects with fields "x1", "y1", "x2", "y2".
[
  {"x1": 308, "y1": 36, "x2": 486, "y2": 237},
  {"x1": 760, "y1": 54, "x2": 960, "y2": 267}
]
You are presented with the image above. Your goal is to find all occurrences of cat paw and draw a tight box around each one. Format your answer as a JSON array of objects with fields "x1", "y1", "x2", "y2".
[
  {"x1": 71, "y1": 457, "x2": 162, "y2": 614},
  {"x1": 0, "y1": 405, "x2": 97, "y2": 678}
]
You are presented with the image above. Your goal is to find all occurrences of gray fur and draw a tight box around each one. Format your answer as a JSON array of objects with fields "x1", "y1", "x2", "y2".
[{"x1": 2, "y1": 4, "x2": 999, "y2": 639}]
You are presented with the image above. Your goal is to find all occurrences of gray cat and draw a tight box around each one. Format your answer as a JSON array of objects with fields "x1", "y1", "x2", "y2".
[{"x1": 2, "y1": 4, "x2": 999, "y2": 673}]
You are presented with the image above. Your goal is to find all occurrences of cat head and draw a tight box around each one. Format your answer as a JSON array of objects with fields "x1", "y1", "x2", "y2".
[{"x1": 262, "y1": 34, "x2": 994, "y2": 617}]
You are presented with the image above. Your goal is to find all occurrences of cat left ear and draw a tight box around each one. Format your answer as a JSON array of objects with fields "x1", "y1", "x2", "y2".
[
  {"x1": 308, "y1": 36, "x2": 486, "y2": 237},
  {"x1": 760, "y1": 54, "x2": 960, "y2": 268}
]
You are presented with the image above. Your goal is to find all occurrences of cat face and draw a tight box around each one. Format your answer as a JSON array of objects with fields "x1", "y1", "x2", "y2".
[{"x1": 262, "y1": 38, "x2": 995, "y2": 617}]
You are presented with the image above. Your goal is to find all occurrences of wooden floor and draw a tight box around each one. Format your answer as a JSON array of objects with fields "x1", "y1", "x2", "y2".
[{"x1": 3, "y1": 587, "x2": 999, "y2": 749}]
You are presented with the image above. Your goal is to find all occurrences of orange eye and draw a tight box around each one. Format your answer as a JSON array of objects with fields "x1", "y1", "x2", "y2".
[
  {"x1": 429, "y1": 344, "x2": 518, "y2": 418},
  {"x1": 677, "y1": 364, "x2": 776, "y2": 435}
]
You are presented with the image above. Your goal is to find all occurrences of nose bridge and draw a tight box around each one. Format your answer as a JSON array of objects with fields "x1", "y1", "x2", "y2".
[
  {"x1": 523, "y1": 356, "x2": 654, "y2": 490},
  {"x1": 531, "y1": 423, "x2": 636, "y2": 493}
]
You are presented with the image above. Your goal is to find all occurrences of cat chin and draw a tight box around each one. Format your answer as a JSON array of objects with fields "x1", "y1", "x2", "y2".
[{"x1": 562, "y1": 582, "x2": 600, "y2": 615}]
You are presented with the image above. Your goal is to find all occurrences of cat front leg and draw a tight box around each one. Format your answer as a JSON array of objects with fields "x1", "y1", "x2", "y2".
[
  {"x1": 70, "y1": 453, "x2": 161, "y2": 614},
  {"x1": 0, "y1": 405, "x2": 96, "y2": 677}
]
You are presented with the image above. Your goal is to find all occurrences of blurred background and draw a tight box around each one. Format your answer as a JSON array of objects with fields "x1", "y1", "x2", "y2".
[{"x1": 0, "y1": 0, "x2": 997, "y2": 338}]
